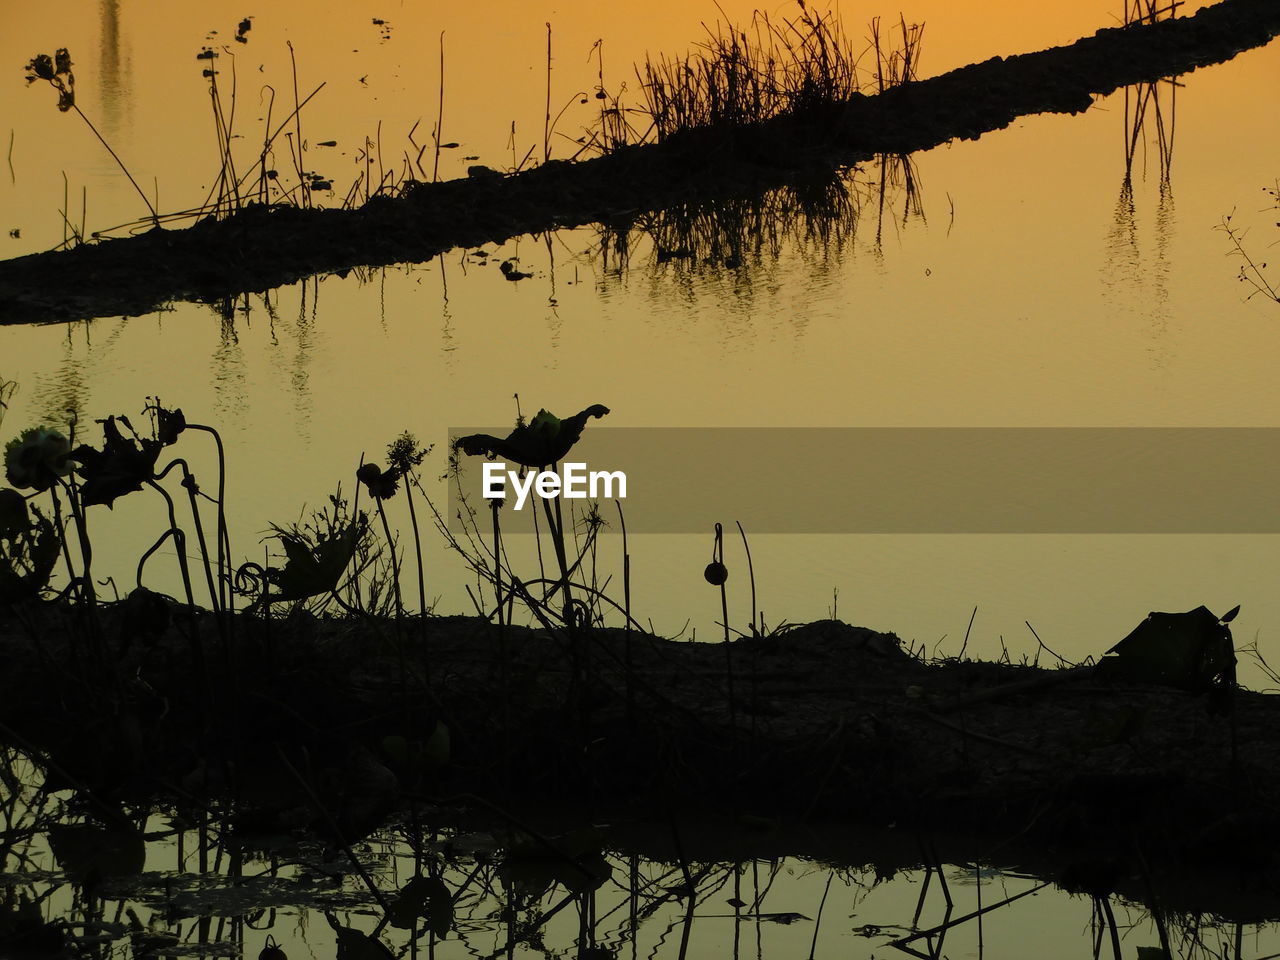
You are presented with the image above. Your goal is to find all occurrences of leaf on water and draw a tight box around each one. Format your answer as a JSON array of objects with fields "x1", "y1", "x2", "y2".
[
  {"x1": 501, "y1": 826, "x2": 612, "y2": 896},
  {"x1": 423, "y1": 721, "x2": 450, "y2": 768},
  {"x1": 386, "y1": 875, "x2": 453, "y2": 935},
  {"x1": 759, "y1": 911, "x2": 811, "y2": 924},
  {"x1": 380, "y1": 721, "x2": 449, "y2": 779},
  {"x1": 48, "y1": 823, "x2": 146, "y2": 881}
]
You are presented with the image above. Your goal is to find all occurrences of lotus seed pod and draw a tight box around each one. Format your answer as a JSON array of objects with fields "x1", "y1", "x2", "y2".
[{"x1": 704, "y1": 561, "x2": 728, "y2": 586}]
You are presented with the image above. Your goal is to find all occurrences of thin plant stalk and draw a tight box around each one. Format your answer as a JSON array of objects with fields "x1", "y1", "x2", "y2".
[
  {"x1": 186, "y1": 424, "x2": 230, "y2": 615},
  {"x1": 374, "y1": 497, "x2": 406, "y2": 620},
  {"x1": 735, "y1": 520, "x2": 757, "y2": 636},
  {"x1": 287, "y1": 42, "x2": 307, "y2": 209},
  {"x1": 68, "y1": 103, "x2": 158, "y2": 223},
  {"x1": 491, "y1": 500, "x2": 511, "y2": 794},
  {"x1": 617, "y1": 499, "x2": 633, "y2": 727},
  {"x1": 544, "y1": 23, "x2": 552, "y2": 162},
  {"x1": 433, "y1": 32, "x2": 445, "y2": 183}
]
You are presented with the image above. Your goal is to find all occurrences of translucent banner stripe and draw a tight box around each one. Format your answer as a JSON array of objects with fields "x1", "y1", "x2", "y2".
[{"x1": 447, "y1": 428, "x2": 1280, "y2": 534}]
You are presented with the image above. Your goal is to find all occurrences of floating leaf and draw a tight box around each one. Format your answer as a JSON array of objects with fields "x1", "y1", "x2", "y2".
[
  {"x1": 386, "y1": 875, "x2": 452, "y2": 935},
  {"x1": 48, "y1": 823, "x2": 145, "y2": 881},
  {"x1": 501, "y1": 826, "x2": 612, "y2": 897},
  {"x1": 423, "y1": 721, "x2": 450, "y2": 768},
  {"x1": 381, "y1": 722, "x2": 450, "y2": 783}
]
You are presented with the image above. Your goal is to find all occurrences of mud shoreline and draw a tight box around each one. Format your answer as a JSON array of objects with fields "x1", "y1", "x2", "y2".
[{"x1": 2, "y1": 606, "x2": 1276, "y2": 904}]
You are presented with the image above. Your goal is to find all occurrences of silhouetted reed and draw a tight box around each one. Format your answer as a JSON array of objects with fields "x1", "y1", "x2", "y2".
[{"x1": 629, "y1": 6, "x2": 922, "y2": 144}]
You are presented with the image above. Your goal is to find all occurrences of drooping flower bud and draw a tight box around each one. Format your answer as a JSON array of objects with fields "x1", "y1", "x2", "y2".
[{"x1": 4, "y1": 427, "x2": 72, "y2": 491}]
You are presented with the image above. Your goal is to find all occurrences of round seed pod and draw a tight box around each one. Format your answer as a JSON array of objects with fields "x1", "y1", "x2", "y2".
[{"x1": 704, "y1": 561, "x2": 728, "y2": 586}]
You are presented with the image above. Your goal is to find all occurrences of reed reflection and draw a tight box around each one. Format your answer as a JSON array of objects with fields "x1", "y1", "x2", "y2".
[
  {"x1": 96, "y1": 0, "x2": 129, "y2": 138},
  {"x1": 1105, "y1": 1, "x2": 1179, "y2": 366},
  {"x1": 1121, "y1": 0, "x2": 1177, "y2": 189},
  {"x1": 2, "y1": 732, "x2": 1275, "y2": 960},
  {"x1": 596, "y1": 152, "x2": 924, "y2": 293},
  {"x1": 210, "y1": 297, "x2": 247, "y2": 421}
]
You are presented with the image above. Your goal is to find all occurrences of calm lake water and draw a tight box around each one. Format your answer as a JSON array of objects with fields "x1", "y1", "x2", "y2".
[{"x1": 4, "y1": 1, "x2": 1280, "y2": 954}]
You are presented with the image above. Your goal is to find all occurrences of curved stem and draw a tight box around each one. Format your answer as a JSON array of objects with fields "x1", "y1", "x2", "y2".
[
  {"x1": 187, "y1": 424, "x2": 229, "y2": 615},
  {"x1": 158, "y1": 457, "x2": 219, "y2": 615},
  {"x1": 146, "y1": 479, "x2": 195, "y2": 610},
  {"x1": 374, "y1": 498, "x2": 405, "y2": 619}
]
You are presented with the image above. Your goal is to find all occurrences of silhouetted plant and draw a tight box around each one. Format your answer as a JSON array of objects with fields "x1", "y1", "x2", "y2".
[
  {"x1": 1219, "y1": 183, "x2": 1280, "y2": 305},
  {"x1": 23, "y1": 48, "x2": 159, "y2": 224},
  {"x1": 631, "y1": 6, "x2": 922, "y2": 143},
  {"x1": 238, "y1": 490, "x2": 367, "y2": 615},
  {"x1": 454, "y1": 405, "x2": 610, "y2": 468},
  {"x1": 386, "y1": 431, "x2": 432, "y2": 623},
  {"x1": 453, "y1": 404, "x2": 610, "y2": 629},
  {"x1": 0, "y1": 377, "x2": 16, "y2": 430},
  {"x1": 0, "y1": 494, "x2": 58, "y2": 606},
  {"x1": 357, "y1": 458, "x2": 407, "y2": 621}
]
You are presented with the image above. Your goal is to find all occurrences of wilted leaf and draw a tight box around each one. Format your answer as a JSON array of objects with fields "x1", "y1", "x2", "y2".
[
  {"x1": 0, "y1": 488, "x2": 28, "y2": 535},
  {"x1": 0, "y1": 507, "x2": 59, "y2": 604},
  {"x1": 73, "y1": 416, "x2": 163, "y2": 508},
  {"x1": 386, "y1": 875, "x2": 452, "y2": 935},
  {"x1": 0, "y1": 898, "x2": 64, "y2": 956},
  {"x1": 1101, "y1": 606, "x2": 1235, "y2": 691},
  {"x1": 262, "y1": 518, "x2": 363, "y2": 603},
  {"x1": 454, "y1": 404, "x2": 609, "y2": 468}
]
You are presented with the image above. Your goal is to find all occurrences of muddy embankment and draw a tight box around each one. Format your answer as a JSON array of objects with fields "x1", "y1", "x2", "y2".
[
  {"x1": 2, "y1": 605, "x2": 1278, "y2": 911},
  {"x1": 1, "y1": 0, "x2": 1278, "y2": 323}
]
